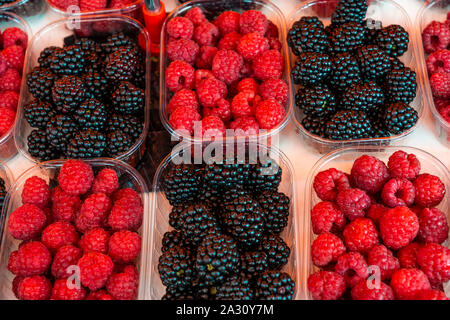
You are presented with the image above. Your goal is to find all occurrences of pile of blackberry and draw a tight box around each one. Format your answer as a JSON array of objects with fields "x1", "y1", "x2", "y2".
[
  {"x1": 288, "y1": 0, "x2": 418, "y2": 141},
  {"x1": 25, "y1": 32, "x2": 145, "y2": 161},
  {"x1": 158, "y1": 155, "x2": 295, "y2": 300}
]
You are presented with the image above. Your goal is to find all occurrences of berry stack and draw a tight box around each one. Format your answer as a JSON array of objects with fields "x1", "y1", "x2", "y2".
[
  {"x1": 6, "y1": 159, "x2": 144, "y2": 300},
  {"x1": 308, "y1": 150, "x2": 449, "y2": 300},
  {"x1": 158, "y1": 155, "x2": 295, "y2": 300},
  {"x1": 48, "y1": 0, "x2": 137, "y2": 12},
  {"x1": 164, "y1": 6, "x2": 289, "y2": 138},
  {"x1": 289, "y1": 0, "x2": 418, "y2": 141},
  {"x1": 24, "y1": 32, "x2": 146, "y2": 161}
]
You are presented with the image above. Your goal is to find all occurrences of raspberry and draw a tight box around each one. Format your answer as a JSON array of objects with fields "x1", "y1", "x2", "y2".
[
  {"x1": 218, "y1": 32, "x2": 241, "y2": 50},
  {"x1": 1, "y1": 45, "x2": 24, "y2": 72},
  {"x1": 194, "y1": 22, "x2": 219, "y2": 46},
  {"x1": 350, "y1": 155, "x2": 389, "y2": 194},
  {"x1": 203, "y1": 98, "x2": 231, "y2": 123},
  {"x1": 51, "y1": 245, "x2": 82, "y2": 279},
  {"x1": 41, "y1": 222, "x2": 78, "y2": 252},
  {"x1": 215, "y1": 11, "x2": 240, "y2": 35},
  {"x1": 439, "y1": 104, "x2": 450, "y2": 122},
  {"x1": 398, "y1": 243, "x2": 421, "y2": 269},
  {"x1": 381, "y1": 178, "x2": 415, "y2": 208},
  {"x1": 230, "y1": 116, "x2": 260, "y2": 136},
  {"x1": 380, "y1": 207, "x2": 419, "y2": 250},
  {"x1": 166, "y1": 60, "x2": 195, "y2": 92},
  {"x1": 415, "y1": 289, "x2": 449, "y2": 300},
  {"x1": 106, "y1": 265, "x2": 138, "y2": 300},
  {"x1": 367, "y1": 245, "x2": 400, "y2": 280},
  {"x1": 169, "y1": 106, "x2": 201, "y2": 135},
  {"x1": 107, "y1": 193, "x2": 143, "y2": 231},
  {"x1": 417, "y1": 243, "x2": 450, "y2": 286},
  {"x1": 0, "y1": 108, "x2": 15, "y2": 136},
  {"x1": 343, "y1": 218, "x2": 379, "y2": 253},
  {"x1": 366, "y1": 203, "x2": 388, "y2": 226},
  {"x1": 51, "y1": 279, "x2": 86, "y2": 300},
  {"x1": 10, "y1": 242, "x2": 51, "y2": 277},
  {"x1": 237, "y1": 32, "x2": 270, "y2": 61},
  {"x1": 240, "y1": 10, "x2": 268, "y2": 36},
  {"x1": 196, "y1": 78, "x2": 227, "y2": 108},
  {"x1": 391, "y1": 268, "x2": 431, "y2": 300},
  {"x1": 58, "y1": 160, "x2": 94, "y2": 196},
  {"x1": 313, "y1": 168, "x2": 351, "y2": 202},
  {"x1": 255, "y1": 99, "x2": 286, "y2": 130},
  {"x1": 434, "y1": 96, "x2": 450, "y2": 111},
  {"x1": 108, "y1": 0, "x2": 133, "y2": 8},
  {"x1": 108, "y1": 230, "x2": 141, "y2": 263},
  {"x1": 426, "y1": 49, "x2": 450, "y2": 74},
  {"x1": 259, "y1": 79, "x2": 289, "y2": 106},
  {"x1": 308, "y1": 271, "x2": 346, "y2": 301},
  {"x1": 0, "y1": 55, "x2": 7, "y2": 76},
  {"x1": 80, "y1": 0, "x2": 107, "y2": 11},
  {"x1": 167, "y1": 17, "x2": 194, "y2": 40},
  {"x1": 51, "y1": 191, "x2": 81, "y2": 223},
  {"x1": 12, "y1": 276, "x2": 23, "y2": 299},
  {"x1": 195, "y1": 46, "x2": 218, "y2": 69},
  {"x1": 185, "y1": 7, "x2": 207, "y2": 26},
  {"x1": 335, "y1": 252, "x2": 369, "y2": 288},
  {"x1": 77, "y1": 252, "x2": 114, "y2": 291},
  {"x1": 86, "y1": 290, "x2": 114, "y2": 300},
  {"x1": 112, "y1": 188, "x2": 141, "y2": 203},
  {"x1": 268, "y1": 37, "x2": 282, "y2": 51},
  {"x1": 237, "y1": 78, "x2": 259, "y2": 94},
  {"x1": 252, "y1": 50, "x2": 284, "y2": 81},
  {"x1": 422, "y1": 21, "x2": 450, "y2": 54},
  {"x1": 0, "y1": 90, "x2": 19, "y2": 111},
  {"x1": 79, "y1": 228, "x2": 109, "y2": 254},
  {"x1": 430, "y1": 72, "x2": 450, "y2": 99},
  {"x1": 8, "y1": 204, "x2": 47, "y2": 241},
  {"x1": 413, "y1": 173, "x2": 446, "y2": 207},
  {"x1": 2, "y1": 27, "x2": 28, "y2": 50},
  {"x1": 166, "y1": 39, "x2": 199, "y2": 65},
  {"x1": 201, "y1": 115, "x2": 226, "y2": 138},
  {"x1": 387, "y1": 150, "x2": 421, "y2": 180},
  {"x1": 265, "y1": 21, "x2": 279, "y2": 38},
  {"x1": 17, "y1": 276, "x2": 52, "y2": 300},
  {"x1": 75, "y1": 193, "x2": 112, "y2": 233},
  {"x1": 311, "y1": 233, "x2": 346, "y2": 267},
  {"x1": 351, "y1": 280, "x2": 394, "y2": 300},
  {"x1": 418, "y1": 208, "x2": 448, "y2": 244},
  {"x1": 336, "y1": 188, "x2": 371, "y2": 221},
  {"x1": 212, "y1": 49, "x2": 243, "y2": 85},
  {"x1": 311, "y1": 201, "x2": 346, "y2": 235},
  {"x1": 194, "y1": 69, "x2": 215, "y2": 88},
  {"x1": 231, "y1": 90, "x2": 259, "y2": 118},
  {"x1": 0, "y1": 68, "x2": 21, "y2": 92},
  {"x1": 21, "y1": 176, "x2": 50, "y2": 209},
  {"x1": 91, "y1": 169, "x2": 119, "y2": 196}
]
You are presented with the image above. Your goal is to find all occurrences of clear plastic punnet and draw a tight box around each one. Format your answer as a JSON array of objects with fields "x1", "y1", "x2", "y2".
[
  {"x1": 0, "y1": 0, "x2": 46, "y2": 17},
  {"x1": 0, "y1": 160, "x2": 13, "y2": 195}
]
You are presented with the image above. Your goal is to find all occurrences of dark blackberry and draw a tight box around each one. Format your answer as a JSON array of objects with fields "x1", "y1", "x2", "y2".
[
  {"x1": 45, "y1": 114, "x2": 78, "y2": 152},
  {"x1": 328, "y1": 21, "x2": 366, "y2": 54},
  {"x1": 37, "y1": 46, "x2": 59, "y2": 68},
  {"x1": 375, "y1": 24, "x2": 409, "y2": 57},
  {"x1": 169, "y1": 203, "x2": 189, "y2": 231},
  {"x1": 107, "y1": 114, "x2": 143, "y2": 141},
  {"x1": 23, "y1": 99, "x2": 54, "y2": 130},
  {"x1": 66, "y1": 130, "x2": 107, "y2": 159},
  {"x1": 356, "y1": 45, "x2": 392, "y2": 79},
  {"x1": 389, "y1": 56, "x2": 406, "y2": 72},
  {"x1": 162, "y1": 163, "x2": 200, "y2": 205},
  {"x1": 103, "y1": 32, "x2": 138, "y2": 54},
  {"x1": 162, "y1": 230, "x2": 189, "y2": 253},
  {"x1": 329, "y1": 52, "x2": 361, "y2": 92},
  {"x1": 326, "y1": 110, "x2": 372, "y2": 140},
  {"x1": 383, "y1": 102, "x2": 418, "y2": 135},
  {"x1": 27, "y1": 129, "x2": 59, "y2": 161},
  {"x1": 105, "y1": 131, "x2": 133, "y2": 157},
  {"x1": 221, "y1": 186, "x2": 248, "y2": 204},
  {"x1": 255, "y1": 271, "x2": 295, "y2": 300},
  {"x1": 257, "y1": 190, "x2": 290, "y2": 235},
  {"x1": 74, "y1": 99, "x2": 107, "y2": 131},
  {"x1": 287, "y1": 16, "x2": 328, "y2": 55},
  {"x1": 291, "y1": 52, "x2": 331, "y2": 86},
  {"x1": 216, "y1": 275, "x2": 254, "y2": 300},
  {"x1": 363, "y1": 19, "x2": 383, "y2": 44},
  {"x1": 82, "y1": 71, "x2": 109, "y2": 101},
  {"x1": 162, "y1": 286, "x2": 195, "y2": 300},
  {"x1": 258, "y1": 234, "x2": 290, "y2": 270},
  {"x1": 240, "y1": 251, "x2": 268, "y2": 275},
  {"x1": 197, "y1": 184, "x2": 221, "y2": 208},
  {"x1": 105, "y1": 46, "x2": 139, "y2": 83},
  {"x1": 295, "y1": 85, "x2": 336, "y2": 118},
  {"x1": 52, "y1": 75, "x2": 87, "y2": 113},
  {"x1": 26, "y1": 67, "x2": 56, "y2": 103},
  {"x1": 49, "y1": 45, "x2": 86, "y2": 76},
  {"x1": 133, "y1": 62, "x2": 146, "y2": 89},
  {"x1": 332, "y1": 0, "x2": 368, "y2": 25},
  {"x1": 341, "y1": 81, "x2": 384, "y2": 113},
  {"x1": 301, "y1": 116, "x2": 328, "y2": 138},
  {"x1": 111, "y1": 81, "x2": 145, "y2": 115},
  {"x1": 203, "y1": 162, "x2": 250, "y2": 190},
  {"x1": 72, "y1": 37, "x2": 102, "y2": 55},
  {"x1": 158, "y1": 245, "x2": 195, "y2": 290},
  {"x1": 369, "y1": 108, "x2": 390, "y2": 138},
  {"x1": 176, "y1": 203, "x2": 218, "y2": 246},
  {"x1": 0, "y1": 177, "x2": 5, "y2": 213},
  {"x1": 384, "y1": 66, "x2": 417, "y2": 104},
  {"x1": 193, "y1": 281, "x2": 217, "y2": 300},
  {"x1": 246, "y1": 157, "x2": 282, "y2": 194}
]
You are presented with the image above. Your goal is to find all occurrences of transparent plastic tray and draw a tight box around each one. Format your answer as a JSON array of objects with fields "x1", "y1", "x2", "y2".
[
  {"x1": 416, "y1": 0, "x2": 450, "y2": 146},
  {"x1": 14, "y1": 14, "x2": 151, "y2": 167},
  {"x1": 147, "y1": 143, "x2": 300, "y2": 299},
  {"x1": 0, "y1": 158, "x2": 150, "y2": 300},
  {"x1": 0, "y1": 0, "x2": 46, "y2": 17},
  {"x1": 160, "y1": 0, "x2": 293, "y2": 144},
  {"x1": 0, "y1": 160, "x2": 13, "y2": 196},
  {"x1": 287, "y1": 0, "x2": 426, "y2": 154},
  {"x1": 302, "y1": 146, "x2": 450, "y2": 299}
]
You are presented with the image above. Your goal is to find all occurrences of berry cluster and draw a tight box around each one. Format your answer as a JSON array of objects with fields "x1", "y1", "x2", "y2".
[
  {"x1": 165, "y1": 7, "x2": 288, "y2": 138},
  {"x1": 48, "y1": 0, "x2": 135, "y2": 12},
  {"x1": 25, "y1": 32, "x2": 145, "y2": 161},
  {"x1": 289, "y1": 0, "x2": 418, "y2": 141},
  {"x1": 159, "y1": 155, "x2": 295, "y2": 300},
  {"x1": 308, "y1": 150, "x2": 449, "y2": 300},
  {"x1": 6, "y1": 160, "x2": 143, "y2": 300},
  {"x1": 0, "y1": 27, "x2": 28, "y2": 139}
]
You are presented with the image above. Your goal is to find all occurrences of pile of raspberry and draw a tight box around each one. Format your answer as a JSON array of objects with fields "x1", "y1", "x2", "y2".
[
  {"x1": 6, "y1": 159, "x2": 143, "y2": 300},
  {"x1": 48, "y1": 0, "x2": 136, "y2": 12},
  {"x1": 0, "y1": 27, "x2": 27, "y2": 139},
  {"x1": 422, "y1": 12, "x2": 450, "y2": 124},
  {"x1": 165, "y1": 8, "x2": 288, "y2": 138},
  {"x1": 308, "y1": 150, "x2": 449, "y2": 300}
]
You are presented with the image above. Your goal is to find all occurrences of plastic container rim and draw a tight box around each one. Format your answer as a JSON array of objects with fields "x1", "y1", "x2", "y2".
[{"x1": 46, "y1": 0, "x2": 144, "y2": 16}]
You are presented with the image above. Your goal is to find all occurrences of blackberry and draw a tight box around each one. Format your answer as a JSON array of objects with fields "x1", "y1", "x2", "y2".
[
  {"x1": 72, "y1": 38, "x2": 102, "y2": 55},
  {"x1": 107, "y1": 114, "x2": 143, "y2": 141},
  {"x1": 162, "y1": 286, "x2": 195, "y2": 300},
  {"x1": 52, "y1": 75, "x2": 87, "y2": 113},
  {"x1": 221, "y1": 186, "x2": 248, "y2": 204},
  {"x1": 133, "y1": 62, "x2": 146, "y2": 89},
  {"x1": 169, "y1": 203, "x2": 188, "y2": 231},
  {"x1": 328, "y1": 21, "x2": 366, "y2": 54},
  {"x1": 105, "y1": 46, "x2": 139, "y2": 83},
  {"x1": 375, "y1": 24, "x2": 409, "y2": 57},
  {"x1": 326, "y1": 110, "x2": 372, "y2": 140},
  {"x1": 257, "y1": 190, "x2": 290, "y2": 235},
  {"x1": 240, "y1": 251, "x2": 268, "y2": 275},
  {"x1": 105, "y1": 131, "x2": 133, "y2": 157},
  {"x1": 27, "y1": 129, "x2": 59, "y2": 161},
  {"x1": 45, "y1": 114, "x2": 78, "y2": 151},
  {"x1": 216, "y1": 275, "x2": 254, "y2": 300},
  {"x1": 301, "y1": 116, "x2": 328, "y2": 138},
  {"x1": 363, "y1": 19, "x2": 383, "y2": 44},
  {"x1": 255, "y1": 271, "x2": 295, "y2": 300},
  {"x1": 74, "y1": 99, "x2": 107, "y2": 131},
  {"x1": 37, "y1": 46, "x2": 59, "y2": 68},
  {"x1": 295, "y1": 85, "x2": 336, "y2": 118},
  {"x1": 258, "y1": 234, "x2": 290, "y2": 270},
  {"x1": 356, "y1": 45, "x2": 392, "y2": 79},
  {"x1": 246, "y1": 157, "x2": 282, "y2": 194},
  {"x1": 341, "y1": 81, "x2": 384, "y2": 113},
  {"x1": 332, "y1": 0, "x2": 368, "y2": 25},
  {"x1": 158, "y1": 246, "x2": 195, "y2": 290},
  {"x1": 0, "y1": 177, "x2": 5, "y2": 213},
  {"x1": 176, "y1": 203, "x2": 218, "y2": 246},
  {"x1": 193, "y1": 281, "x2": 218, "y2": 300},
  {"x1": 329, "y1": 52, "x2": 361, "y2": 92},
  {"x1": 103, "y1": 32, "x2": 138, "y2": 54},
  {"x1": 287, "y1": 16, "x2": 328, "y2": 55},
  {"x1": 369, "y1": 109, "x2": 390, "y2": 138},
  {"x1": 197, "y1": 184, "x2": 221, "y2": 208},
  {"x1": 66, "y1": 130, "x2": 107, "y2": 159},
  {"x1": 292, "y1": 52, "x2": 331, "y2": 86},
  {"x1": 49, "y1": 45, "x2": 86, "y2": 76},
  {"x1": 383, "y1": 102, "x2": 418, "y2": 135},
  {"x1": 389, "y1": 56, "x2": 406, "y2": 72},
  {"x1": 162, "y1": 230, "x2": 189, "y2": 253},
  {"x1": 162, "y1": 163, "x2": 200, "y2": 205},
  {"x1": 203, "y1": 162, "x2": 250, "y2": 190},
  {"x1": 27, "y1": 67, "x2": 56, "y2": 103},
  {"x1": 24, "y1": 99, "x2": 54, "y2": 130},
  {"x1": 82, "y1": 71, "x2": 109, "y2": 101},
  {"x1": 111, "y1": 81, "x2": 145, "y2": 115},
  {"x1": 384, "y1": 67, "x2": 417, "y2": 104}
]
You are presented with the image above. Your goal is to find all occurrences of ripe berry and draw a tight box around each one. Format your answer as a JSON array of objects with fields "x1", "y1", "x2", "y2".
[
  {"x1": 240, "y1": 10, "x2": 268, "y2": 36},
  {"x1": 335, "y1": 252, "x2": 369, "y2": 288},
  {"x1": 367, "y1": 245, "x2": 400, "y2": 280},
  {"x1": 196, "y1": 78, "x2": 227, "y2": 108},
  {"x1": 343, "y1": 218, "x2": 379, "y2": 253},
  {"x1": 166, "y1": 39, "x2": 199, "y2": 65},
  {"x1": 381, "y1": 178, "x2": 415, "y2": 208},
  {"x1": 212, "y1": 49, "x2": 243, "y2": 85},
  {"x1": 255, "y1": 99, "x2": 286, "y2": 130},
  {"x1": 107, "y1": 192, "x2": 143, "y2": 231},
  {"x1": 169, "y1": 106, "x2": 201, "y2": 136},
  {"x1": 252, "y1": 50, "x2": 284, "y2": 81},
  {"x1": 17, "y1": 276, "x2": 51, "y2": 300},
  {"x1": 418, "y1": 208, "x2": 449, "y2": 244},
  {"x1": 77, "y1": 252, "x2": 114, "y2": 291},
  {"x1": 311, "y1": 201, "x2": 346, "y2": 235},
  {"x1": 215, "y1": 11, "x2": 240, "y2": 35},
  {"x1": 313, "y1": 168, "x2": 351, "y2": 202},
  {"x1": 422, "y1": 21, "x2": 450, "y2": 54},
  {"x1": 413, "y1": 173, "x2": 446, "y2": 208},
  {"x1": 75, "y1": 193, "x2": 112, "y2": 233},
  {"x1": 417, "y1": 243, "x2": 450, "y2": 286},
  {"x1": 201, "y1": 115, "x2": 226, "y2": 138},
  {"x1": 106, "y1": 265, "x2": 138, "y2": 300},
  {"x1": 351, "y1": 280, "x2": 394, "y2": 300},
  {"x1": 8, "y1": 204, "x2": 47, "y2": 241},
  {"x1": 336, "y1": 188, "x2": 371, "y2": 221},
  {"x1": 194, "y1": 22, "x2": 219, "y2": 47},
  {"x1": 79, "y1": 228, "x2": 109, "y2": 254},
  {"x1": 237, "y1": 32, "x2": 270, "y2": 61},
  {"x1": 51, "y1": 245, "x2": 82, "y2": 279},
  {"x1": 21, "y1": 176, "x2": 51, "y2": 209},
  {"x1": 379, "y1": 206, "x2": 419, "y2": 250},
  {"x1": 311, "y1": 233, "x2": 346, "y2": 267},
  {"x1": 259, "y1": 79, "x2": 289, "y2": 106},
  {"x1": 108, "y1": 230, "x2": 141, "y2": 263},
  {"x1": 51, "y1": 279, "x2": 86, "y2": 300},
  {"x1": 9, "y1": 241, "x2": 51, "y2": 277},
  {"x1": 391, "y1": 268, "x2": 431, "y2": 300},
  {"x1": 58, "y1": 160, "x2": 94, "y2": 196},
  {"x1": 167, "y1": 17, "x2": 194, "y2": 40},
  {"x1": 165, "y1": 60, "x2": 195, "y2": 92},
  {"x1": 398, "y1": 243, "x2": 421, "y2": 269},
  {"x1": 307, "y1": 271, "x2": 346, "y2": 300},
  {"x1": 91, "y1": 169, "x2": 119, "y2": 196},
  {"x1": 350, "y1": 155, "x2": 389, "y2": 194},
  {"x1": 416, "y1": 289, "x2": 449, "y2": 300},
  {"x1": 387, "y1": 150, "x2": 421, "y2": 180},
  {"x1": 229, "y1": 116, "x2": 260, "y2": 135},
  {"x1": 41, "y1": 222, "x2": 78, "y2": 252}
]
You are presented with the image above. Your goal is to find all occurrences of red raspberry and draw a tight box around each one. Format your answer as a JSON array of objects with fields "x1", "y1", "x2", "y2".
[
  {"x1": 218, "y1": 31, "x2": 241, "y2": 50},
  {"x1": 201, "y1": 115, "x2": 226, "y2": 138},
  {"x1": 7, "y1": 251, "x2": 20, "y2": 275},
  {"x1": 166, "y1": 39, "x2": 199, "y2": 65},
  {"x1": 0, "y1": 107, "x2": 15, "y2": 136},
  {"x1": 169, "y1": 106, "x2": 201, "y2": 135},
  {"x1": 311, "y1": 233, "x2": 346, "y2": 267},
  {"x1": 12, "y1": 276, "x2": 23, "y2": 299},
  {"x1": 51, "y1": 245, "x2": 82, "y2": 279},
  {"x1": 212, "y1": 49, "x2": 243, "y2": 85},
  {"x1": 343, "y1": 218, "x2": 379, "y2": 253},
  {"x1": 391, "y1": 268, "x2": 431, "y2": 300},
  {"x1": 195, "y1": 46, "x2": 218, "y2": 69},
  {"x1": 17, "y1": 276, "x2": 52, "y2": 300},
  {"x1": 237, "y1": 32, "x2": 269, "y2": 61},
  {"x1": 380, "y1": 206, "x2": 419, "y2": 250},
  {"x1": 106, "y1": 265, "x2": 138, "y2": 300},
  {"x1": 79, "y1": 228, "x2": 109, "y2": 254},
  {"x1": 418, "y1": 207, "x2": 449, "y2": 244},
  {"x1": 79, "y1": 0, "x2": 107, "y2": 11},
  {"x1": 422, "y1": 21, "x2": 450, "y2": 54},
  {"x1": 21, "y1": 176, "x2": 50, "y2": 209},
  {"x1": 167, "y1": 17, "x2": 194, "y2": 40},
  {"x1": 112, "y1": 188, "x2": 141, "y2": 203},
  {"x1": 415, "y1": 289, "x2": 449, "y2": 300},
  {"x1": 86, "y1": 290, "x2": 114, "y2": 300},
  {"x1": 51, "y1": 279, "x2": 86, "y2": 300},
  {"x1": 0, "y1": 68, "x2": 21, "y2": 92},
  {"x1": 75, "y1": 193, "x2": 112, "y2": 233},
  {"x1": 252, "y1": 50, "x2": 284, "y2": 81},
  {"x1": 0, "y1": 55, "x2": 7, "y2": 76},
  {"x1": 165, "y1": 60, "x2": 195, "y2": 92},
  {"x1": 203, "y1": 98, "x2": 231, "y2": 123},
  {"x1": 255, "y1": 99, "x2": 286, "y2": 130},
  {"x1": 215, "y1": 11, "x2": 240, "y2": 35},
  {"x1": 41, "y1": 222, "x2": 78, "y2": 252},
  {"x1": 231, "y1": 91, "x2": 259, "y2": 118},
  {"x1": 265, "y1": 21, "x2": 279, "y2": 38},
  {"x1": 413, "y1": 173, "x2": 446, "y2": 207},
  {"x1": 196, "y1": 78, "x2": 227, "y2": 108},
  {"x1": 434, "y1": 96, "x2": 450, "y2": 111},
  {"x1": 230, "y1": 116, "x2": 260, "y2": 136},
  {"x1": 91, "y1": 168, "x2": 119, "y2": 196},
  {"x1": 58, "y1": 160, "x2": 94, "y2": 196},
  {"x1": 439, "y1": 104, "x2": 450, "y2": 123},
  {"x1": 0, "y1": 90, "x2": 19, "y2": 111},
  {"x1": 2, "y1": 27, "x2": 28, "y2": 50},
  {"x1": 8, "y1": 204, "x2": 47, "y2": 241},
  {"x1": 51, "y1": 190, "x2": 81, "y2": 223},
  {"x1": 185, "y1": 7, "x2": 208, "y2": 26},
  {"x1": 398, "y1": 243, "x2": 421, "y2": 269},
  {"x1": 10, "y1": 241, "x2": 51, "y2": 277},
  {"x1": 268, "y1": 37, "x2": 282, "y2": 51},
  {"x1": 430, "y1": 72, "x2": 450, "y2": 99},
  {"x1": 335, "y1": 252, "x2": 369, "y2": 288},
  {"x1": 194, "y1": 69, "x2": 215, "y2": 88},
  {"x1": 313, "y1": 168, "x2": 351, "y2": 202},
  {"x1": 1, "y1": 45, "x2": 24, "y2": 72},
  {"x1": 366, "y1": 203, "x2": 388, "y2": 226},
  {"x1": 307, "y1": 271, "x2": 346, "y2": 300},
  {"x1": 381, "y1": 178, "x2": 415, "y2": 208},
  {"x1": 108, "y1": 230, "x2": 141, "y2": 263},
  {"x1": 350, "y1": 155, "x2": 389, "y2": 194},
  {"x1": 77, "y1": 252, "x2": 114, "y2": 291},
  {"x1": 108, "y1": 0, "x2": 133, "y2": 8},
  {"x1": 239, "y1": 10, "x2": 268, "y2": 36},
  {"x1": 259, "y1": 79, "x2": 288, "y2": 106},
  {"x1": 351, "y1": 280, "x2": 394, "y2": 300},
  {"x1": 426, "y1": 49, "x2": 450, "y2": 74},
  {"x1": 387, "y1": 150, "x2": 421, "y2": 180},
  {"x1": 367, "y1": 244, "x2": 400, "y2": 280},
  {"x1": 311, "y1": 201, "x2": 346, "y2": 235},
  {"x1": 336, "y1": 188, "x2": 371, "y2": 221},
  {"x1": 107, "y1": 194, "x2": 143, "y2": 231},
  {"x1": 417, "y1": 243, "x2": 450, "y2": 286},
  {"x1": 237, "y1": 78, "x2": 259, "y2": 94},
  {"x1": 194, "y1": 22, "x2": 219, "y2": 46}
]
